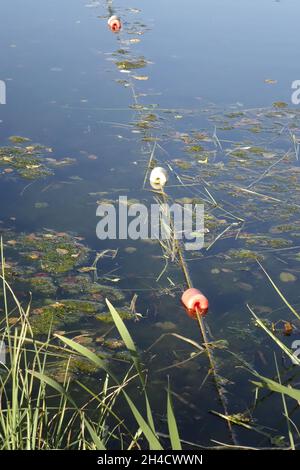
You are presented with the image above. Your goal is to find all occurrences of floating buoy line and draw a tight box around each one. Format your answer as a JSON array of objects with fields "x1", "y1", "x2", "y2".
[
  {"x1": 104, "y1": 1, "x2": 238, "y2": 445},
  {"x1": 107, "y1": 0, "x2": 122, "y2": 32},
  {"x1": 156, "y1": 185, "x2": 238, "y2": 445},
  {"x1": 108, "y1": 15, "x2": 122, "y2": 33}
]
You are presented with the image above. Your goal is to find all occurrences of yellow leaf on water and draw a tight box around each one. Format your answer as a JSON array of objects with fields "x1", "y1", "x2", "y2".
[
  {"x1": 25, "y1": 164, "x2": 41, "y2": 169},
  {"x1": 198, "y1": 157, "x2": 208, "y2": 164}
]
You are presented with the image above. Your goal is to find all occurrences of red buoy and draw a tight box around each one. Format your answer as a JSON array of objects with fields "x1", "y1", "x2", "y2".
[
  {"x1": 108, "y1": 15, "x2": 122, "y2": 33},
  {"x1": 181, "y1": 288, "x2": 209, "y2": 319}
]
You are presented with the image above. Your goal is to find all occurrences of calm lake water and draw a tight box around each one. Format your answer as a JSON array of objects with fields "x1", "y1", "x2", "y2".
[{"x1": 1, "y1": 0, "x2": 300, "y2": 448}]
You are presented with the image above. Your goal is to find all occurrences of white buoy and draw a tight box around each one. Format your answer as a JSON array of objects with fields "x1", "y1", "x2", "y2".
[
  {"x1": 150, "y1": 167, "x2": 168, "y2": 189},
  {"x1": 108, "y1": 15, "x2": 116, "y2": 24}
]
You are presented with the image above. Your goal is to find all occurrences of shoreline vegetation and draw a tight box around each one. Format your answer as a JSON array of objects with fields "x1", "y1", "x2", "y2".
[{"x1": 1, "y1": 240, "x2": 300, "y2": 450}]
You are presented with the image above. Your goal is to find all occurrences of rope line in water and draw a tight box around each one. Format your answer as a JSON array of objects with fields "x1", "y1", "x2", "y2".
[
  {"x1": 159, "y1": 189, "x2": 238, "y2": 446},
  {"x1": 105, "y1": 2, "x2": 238, "y2": 445}
]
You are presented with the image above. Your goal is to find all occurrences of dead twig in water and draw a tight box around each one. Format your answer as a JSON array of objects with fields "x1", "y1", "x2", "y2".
[
  {"x1": 247, "y1": 150, "x2": 292, "y2": 189},
  {"x1": 206, "y1": 222, "x2": 240, "y2": 251},
  {"x1": 142, "y1": 141, "x2": 156, "y2": 189}
]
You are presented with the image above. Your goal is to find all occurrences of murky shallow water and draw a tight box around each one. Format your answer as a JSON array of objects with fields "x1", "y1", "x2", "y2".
[{"x1": 1, "y1": 0, "x2": 300, "y2": 448}]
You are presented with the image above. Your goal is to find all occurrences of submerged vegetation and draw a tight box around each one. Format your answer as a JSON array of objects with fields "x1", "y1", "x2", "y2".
[
  {"x1": 1, "y1": 0, "x2": 300, "y2": 452},
  {"x1": 1, "y1": 246, "x2": 300, "y2": 449},
  {"x1": 1, "y1": 229, "x2": 132, "y2": 339},
  {"x1": 0, "y1": 253, "x2": 183, "y2": 450},
  {"x1": 0, "y1": 139, "x2": 75, "y2": 180}
]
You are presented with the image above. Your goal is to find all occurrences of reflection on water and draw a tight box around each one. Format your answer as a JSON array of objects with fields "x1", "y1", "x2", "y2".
[{"x1": 1, "y1": 0, "x2": 300, "y2": 448}]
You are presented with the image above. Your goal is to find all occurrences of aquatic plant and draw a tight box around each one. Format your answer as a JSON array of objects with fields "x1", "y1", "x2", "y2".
[
  {"x1": 0, "y1": 243, "x2": 181, "y2": 450},
  {"x1": 0, "y1": 140, "x2": 75, "y2": 180},
  {"x1": 2, "y1": 237, "x2": 300, "y2": 449}
]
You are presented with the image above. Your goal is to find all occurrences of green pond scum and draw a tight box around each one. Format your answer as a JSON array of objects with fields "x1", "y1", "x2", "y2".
[
  {"x1": 0, "y1": 139, "x2": 76, "y2": 180},
  {"x1": 1, "y1": 229, "x2": 133, "y2": 338}
]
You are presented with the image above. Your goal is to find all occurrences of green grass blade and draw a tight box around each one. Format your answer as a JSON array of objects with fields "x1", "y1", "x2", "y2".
[
  {"x1": 56, "y1": 333, "x2": 160, "y2": 448},
  {"x1": 29, "y1": 371, "x2": 77, "y2": 408},
  {"x1": 55, "y1": 334, "x2": 110, "y2": 373},
  {"x1": 167, "y1": 384, "x2": 182, "y2": 450},
  {"x1": 123, "y1": 391, "x2": 163, "y2": 450},
  {"x1": 248, "y1": 305, "x2": 300, "y2": 365},
  {"x1": 83, "y1": 417, "x2": 106, "y2": 450},
  {"x1": 106, "y1": 300, "x2": 156, "y2": 438},
  {"x1": 106, "y1": 299, "x2": 136, "y2": 353},
  {"x1": 274, "y1": 354, "x2": 295, "y2": 450},
  {"x1": 257, "y1": 261, "x2": 300, "y2": 321},
  {"x1": 252, "y1": 376, "x2": 300, "y2": 402}
]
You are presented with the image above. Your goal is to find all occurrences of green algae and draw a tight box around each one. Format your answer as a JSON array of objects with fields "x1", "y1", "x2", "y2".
[
  {"x1": 0, "y1": 146, "x2": 54, "y2": 179},
  {"x1": 248, "y1": 126, "x2": 262, "y2": 134},
  {"x1": 47, "y1": 355, "x2": 105, "y2": 382},
  {"x1": 60, "y1": 274, "x2": 102, "y2": 297},
  {"x1": 116, "y1": 58, "x2": 147, "y2": 70},
  {"x1": 9, "y1": 136, "x2": 31, "y2": 143},
  {"x1": 1, "y1": 226, "x2": 133, "y2": 336},
  {"x1": 185, "y1": 145, "x2": 204, "y2": 153},
  {"x1": 96, "y1": 308, "x2": 133, "y2": 324},
  {"x1": 69, "y1": 357, "x2": 103, "y2": 374},
  {"x1": 135, "y1": 120, "x2": 154, "y2": 130},
  {"x1": 226, "y1": 249, "x2": 264, "y2": 262},
  {"x1": 113, "y1": 351, "x2": 132, "y2": 361},
  {"x1": 94, "y1": 284, "x2": 126, "y2": 302},
  {"x1": 28, "y1": 276, "x2": 57, "y2": 296},
  {"x1": 273, "y1": 101, "x2": 288, "y2": 109},
  {"x1": 17, "y1": 232, "x2": 90, "y2": 274},
  {"x1": 96, "y1": 337, "x2": 125, "y2": 350},
  {"x1": 0, "y1": 142, "x2": 76, "y2": 180},
  {"x1": 143, "y1": 113, "x2": 158, "y2": 122},
  {"x1": 230, "y1": 150, "x2": 248, "y2": 158},
  {"x1": 2, "y1": 229, "x2": 132, "y2": 339},
  {"x1": 31, "y1": 310, "x2": 62, "y2": 335},
  {"x1": 249, "y1": 146, "x2": 267, "y2": 155},
  {"x1": 173, "y1": 159, "x2": 192, "y2": 170},
  {"x1": 243, "y1": 235, "x2": 292, "y2": 249},
  {"x1": 225, "y1": 112, "x2": 245, "y2": 118},
  {"x1": 31, "y1": 299, "x2": 104, "y2": 335}
]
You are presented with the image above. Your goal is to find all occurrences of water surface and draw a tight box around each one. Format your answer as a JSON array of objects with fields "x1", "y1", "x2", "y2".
[{"x1": 1, "y1": 0, "x2": 300, "y2": 448}]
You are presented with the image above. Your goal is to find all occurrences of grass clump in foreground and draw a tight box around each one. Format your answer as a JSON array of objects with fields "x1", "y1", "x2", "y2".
[
  {"x1": 0, "y1": 241, "x2": 181, "y2": 450},
  {"x1": 1, "y1": 239, "x2": 300, "y2": 450}
]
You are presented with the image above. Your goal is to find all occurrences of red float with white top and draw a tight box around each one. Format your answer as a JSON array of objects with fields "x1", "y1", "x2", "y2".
[
  {"x1": 108, "y1": 15, "x2": 122, "y2": 32},
  {"x1": 181, "y1": 288, "x2": 209, "y2": 319}
]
